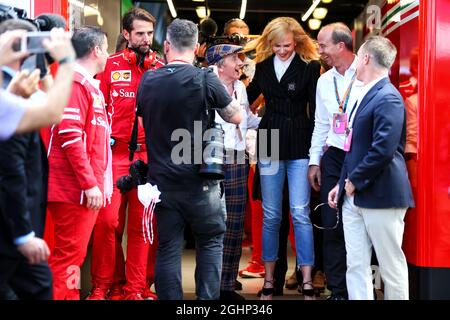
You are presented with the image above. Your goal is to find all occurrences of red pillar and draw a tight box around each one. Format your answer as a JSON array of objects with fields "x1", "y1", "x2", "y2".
[
  {"x1": 33, "y1": 0, "x2": 68, "y2": 19},
  {"x1": 403, "y1": 0, "x2": 450, "y2": 299}
]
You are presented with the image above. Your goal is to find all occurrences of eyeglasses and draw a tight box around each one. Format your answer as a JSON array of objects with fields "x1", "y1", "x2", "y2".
[{"x1": 312, "y1": 203, "x2": 340, "y2": 230}]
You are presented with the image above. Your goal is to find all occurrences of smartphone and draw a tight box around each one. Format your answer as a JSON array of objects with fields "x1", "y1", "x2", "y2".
[{"x1": 21, "y1": 31, "x2": 51, "y2": 54}]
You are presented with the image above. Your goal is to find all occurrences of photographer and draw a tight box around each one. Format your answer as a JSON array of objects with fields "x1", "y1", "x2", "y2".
[
  {"x1": 46, "y1": 26, "x2": 111, "y2": 300},
  {"x1": 0, "y1": 22, "x2": 75, "y2": 299},
  {"x1": 0, "y1": 28, "x2": 75, "y2": 139},
  {"x1": 136, "y1": 18, "x2": 242, "y2": 300}
]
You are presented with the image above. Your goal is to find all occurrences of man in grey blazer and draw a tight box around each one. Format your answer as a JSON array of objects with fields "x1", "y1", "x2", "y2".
[{"x1": 328, "y1": 36, "x2": 414, "y2": 300}]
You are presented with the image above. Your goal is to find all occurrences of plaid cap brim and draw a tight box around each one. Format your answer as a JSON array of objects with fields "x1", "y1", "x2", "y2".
[{"x1": 206, "y1": 44, "x2": 243, "y2": 65}]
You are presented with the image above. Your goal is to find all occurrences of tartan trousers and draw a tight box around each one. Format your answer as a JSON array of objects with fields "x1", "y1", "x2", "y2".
[{"x1": 220, "y1": 162, "x2": 249, "y2": 291}]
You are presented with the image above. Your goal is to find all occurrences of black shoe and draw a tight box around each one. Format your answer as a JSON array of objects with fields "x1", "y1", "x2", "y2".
[
  {"x1": 235, "y1": 280, "x2": 242, "y2": 291},
  {"x1": 257, "y1": 286, "x2": 283, "y2": 297},
  {"x1": 326, "y1": 293, "x2": 348, "y2": 300},
  {"x1": 220, "y1": 290, "x2": 246, "y2": 301}
]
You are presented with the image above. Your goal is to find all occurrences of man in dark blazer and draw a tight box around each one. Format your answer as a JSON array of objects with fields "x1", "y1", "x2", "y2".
[
  {"x1": 0, "y1": 19, "x2": 76, "y2": 300},
  {"x1": 0, "y1": 19, "x2": 52, "y2": 300},
  {"x1": 328, "y1": 36, "x2": 414, "y2": 300}
]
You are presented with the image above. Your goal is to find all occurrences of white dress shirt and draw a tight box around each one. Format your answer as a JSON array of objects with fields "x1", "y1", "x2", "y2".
[
  {"x1": 309, "y1": 57, "x2": 364, "y2": 166},
  {"x1": 273, "y1": 51, "x2": 296, "y2": 82},
  {"x1": 349, "y1": 75, "x2": 388, "y2": 127},
  {"x1": 215, "y1": 80, "x2": 261, "y2": 151}
]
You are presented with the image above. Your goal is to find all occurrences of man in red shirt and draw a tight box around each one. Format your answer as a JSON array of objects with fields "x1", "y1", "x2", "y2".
[
  {"x1": 88, "y1": 8, "x2": 164, "y2": 300},
  {"x1": 47, "y1": 26, "x2": 111, "y2": 300}
]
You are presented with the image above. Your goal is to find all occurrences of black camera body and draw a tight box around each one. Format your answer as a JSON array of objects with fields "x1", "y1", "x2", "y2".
[
  {"x1": 0, "y1": 4, "x2": 65, "y2": 31},
  {"x1": 116, "y1": 160, "x2": 148, "y2": 194},
  {"x1": 204, "y1": 33, "x2": 249, "y2": 47},
  {"x1": 0, "y1": 4, "x2": 66, "y2": 78}
]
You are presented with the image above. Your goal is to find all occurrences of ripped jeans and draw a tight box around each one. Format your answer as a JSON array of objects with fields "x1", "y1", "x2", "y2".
[{"x1": 259, "y1": 159, "x2": 314, "y2": 266}]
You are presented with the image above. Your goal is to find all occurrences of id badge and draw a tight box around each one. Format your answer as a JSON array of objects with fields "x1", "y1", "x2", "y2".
[
  {"x1": 333, "y1": 113, "x2": 348, "y2": 134},
  {"x1": 343, "y1": 128, "x2": 353, "y2": 152}
]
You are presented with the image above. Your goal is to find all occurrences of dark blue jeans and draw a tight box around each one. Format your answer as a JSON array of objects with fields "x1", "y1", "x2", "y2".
[{"x1": 154, "y1": 181, "x2": 226, "y2": 300}]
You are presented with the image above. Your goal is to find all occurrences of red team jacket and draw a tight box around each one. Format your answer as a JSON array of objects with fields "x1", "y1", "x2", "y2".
[
  {"x1": 97, "y1": 49, "x2": 165, "y2": 145},
  {"x1": 48, "y1": 65, "x2": 111, "y2": 205}
]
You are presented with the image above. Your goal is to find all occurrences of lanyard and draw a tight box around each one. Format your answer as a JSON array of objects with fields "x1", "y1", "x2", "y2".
[
  {"x1": 334, "y1": 73, "x2": 356, "y2": 113},
  {"x1": 347, "y1": 100, "x2": 359, "y2": 129}
]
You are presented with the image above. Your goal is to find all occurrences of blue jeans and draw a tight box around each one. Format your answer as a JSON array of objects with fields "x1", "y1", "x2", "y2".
[{"x1": 259, "y1": 159, "x2": 314, "y2": 266}]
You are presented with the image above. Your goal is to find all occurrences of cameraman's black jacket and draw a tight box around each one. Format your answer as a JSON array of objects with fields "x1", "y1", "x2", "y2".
[{"x1": 136, "y1": 65, "x2": 232, "y2": 190}]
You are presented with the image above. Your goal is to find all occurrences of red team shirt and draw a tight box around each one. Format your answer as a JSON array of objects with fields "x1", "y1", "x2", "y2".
[
  {"x1": 48, "y1": 66, "x2": 110, "y2": 205},
  {"x1": 97, "y1": 50, "x2": 165, "y2": 145}
]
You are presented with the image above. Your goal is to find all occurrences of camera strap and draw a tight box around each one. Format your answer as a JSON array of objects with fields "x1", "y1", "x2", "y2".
[
  {"x1": 128, "y1": 110, "x2": 139, "y2": 161},
  {"x1": 202, "y1": 68, "x2": 215, "y2": 128}
]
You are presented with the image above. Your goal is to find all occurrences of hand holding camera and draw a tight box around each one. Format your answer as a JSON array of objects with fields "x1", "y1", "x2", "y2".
[
  {"x1": 0, "y1": 30, "x2": 28, "y2": 66},
  {"x1": 42, "y1": 28, "x2": 75, "y2": 64}
]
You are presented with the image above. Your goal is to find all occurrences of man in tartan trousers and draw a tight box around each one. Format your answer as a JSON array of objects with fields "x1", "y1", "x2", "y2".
[{"x1": 206, "y1": 44, "x2": 261, "y2": 300}]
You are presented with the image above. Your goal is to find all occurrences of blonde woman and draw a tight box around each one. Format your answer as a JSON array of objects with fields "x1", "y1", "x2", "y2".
[{"x1": 246, "y1": 17, "x2": 320, "y2": 300}]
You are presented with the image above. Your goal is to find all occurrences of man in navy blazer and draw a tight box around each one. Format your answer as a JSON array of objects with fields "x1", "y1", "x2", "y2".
[{"x1": 328, "y1": 36, "x2": 414, "y2": 300}]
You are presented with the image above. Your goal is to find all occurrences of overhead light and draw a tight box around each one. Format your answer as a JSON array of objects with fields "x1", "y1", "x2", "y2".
[
  {"x1": 167, "y1": 0, "x2": 177, "y2": 18},
  {"x1": 84, "y1": 5, "x2": 99, "y2": 16},
  {"x1": 308, "y1": 19, "x2": 322, "y2": 30},
  {"x1": 239, "y1": 0, "x2": 247, "y2": 19},
  {"x1": 313, "y1": 7, "x2": 328, "y2": 20},
  {"x1": 195, "y1": 6, "x2": 210, "y2": 19},
  {"x1": 192, "y1": 0, "x2": 205, "y2": 2},
  {"x1": 322, "y1": 0, "x2": 333, "y2": 3},
  {"x1": 302, "y1": 0, "x2": 321, "y2": 22}
]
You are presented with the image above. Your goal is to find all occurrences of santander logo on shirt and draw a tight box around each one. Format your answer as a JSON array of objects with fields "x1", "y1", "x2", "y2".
[{"x1": 112, "y1": 88, "x2": 136, "y2": 99}]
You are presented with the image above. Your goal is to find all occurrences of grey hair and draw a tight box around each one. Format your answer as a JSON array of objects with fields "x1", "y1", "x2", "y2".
[
  {"x1": 327, "y1": 22, "x2": 353, "y2": 52},
  {"x1": 362, "y1": 36, "x2": 397, "y2": 69},
  {"x1": 216, "y1": 58, "x2": 227, "y2": 68},
  {"x1": 72, "y1": 26, "x2": 107, "y2": 59},
  {"x1": 167, "y1": 19, "x2": 198, "y2": 52}
]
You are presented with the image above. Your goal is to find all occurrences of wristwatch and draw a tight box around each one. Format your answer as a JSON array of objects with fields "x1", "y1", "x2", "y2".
[{"x1": 58, "y1": 55, "x2": 76, "y2": 65}]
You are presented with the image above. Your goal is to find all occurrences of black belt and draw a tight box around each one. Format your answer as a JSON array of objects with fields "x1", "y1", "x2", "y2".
[{"x1": 327, "y1": 146, "x2": 346, "y2": 155}]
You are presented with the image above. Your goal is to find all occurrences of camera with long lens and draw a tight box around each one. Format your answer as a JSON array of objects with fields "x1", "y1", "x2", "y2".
[
  {"x1": 116, "y1": 160, "x2": 148, "y2": 194},
  {"x1": 0, "y1": 4, "x2": 66, "y2": 78},
  {"x1": 0, "y1": 4, "x2": 66, "y2": 31},
  {"x1": 205, "y1": 33, "x2": 249, "y2": 47},
  {"x1": 199, "y1": 119, "x2": 226, "y2": 180}
]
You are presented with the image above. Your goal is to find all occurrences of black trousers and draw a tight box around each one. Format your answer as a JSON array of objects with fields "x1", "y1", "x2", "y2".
[
  {"x1": 154, "y1": 181, "x2": 226, "y2": 300},
  {"x1": 0, "y1": 254, "x2": 52, "y2": 300},
  {"x1": 320, "y1": 146, "x2": 347, "y2": 296}
]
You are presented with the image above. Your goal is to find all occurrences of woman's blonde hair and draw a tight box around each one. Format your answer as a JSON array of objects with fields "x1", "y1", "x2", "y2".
[{"x1": 245, "y1": 17, "x2": 319, "y2": 63}]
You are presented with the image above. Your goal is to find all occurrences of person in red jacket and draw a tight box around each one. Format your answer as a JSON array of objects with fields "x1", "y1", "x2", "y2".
[
  {"x1": 47, "y1": 26, "x2": 112, "y2": 300},
  {"x1": 87, "y1": 8, "x2": 164, "y2": 300}
]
